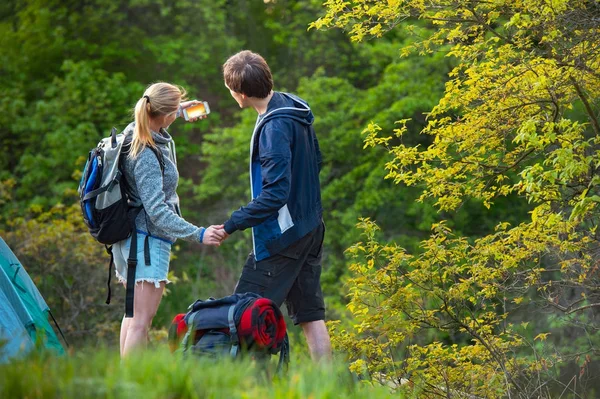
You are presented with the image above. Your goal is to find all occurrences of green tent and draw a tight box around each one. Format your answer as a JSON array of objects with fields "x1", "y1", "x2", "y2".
[{"x1": 0, "y1": 236, "x2": 65, "y2": 363}]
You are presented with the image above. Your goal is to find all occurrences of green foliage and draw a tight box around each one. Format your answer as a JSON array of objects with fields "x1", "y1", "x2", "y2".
[
  {"x1": 13, "y1": 61, "x2": 139, "y2": 207},
  {"x1": 2, "y1": 2, "x2": 597, "y2": 396},
  {"x1": 4, "y1": 0, "x2": 431, "y2": 350},
  {"x1": 314, "y1": 0, "x2": 600, "y2": 397},
  {"x1": 0, "y1": 0, "x2": 242, "y2": 210},
  {"x1": 1, "y1": 0, "x2": 391, "y2": 333},
  {"x1": 0, "y1": 349, "x2": 396, "y2": 399}
]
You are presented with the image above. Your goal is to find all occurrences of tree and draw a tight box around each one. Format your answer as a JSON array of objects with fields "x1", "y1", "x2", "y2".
[
  {"x1": 313, "y1": 1, "x2": 600, "y2": 397},
  {"x1": 0, "y1": 0, "x2": 242, "y2": 212}
]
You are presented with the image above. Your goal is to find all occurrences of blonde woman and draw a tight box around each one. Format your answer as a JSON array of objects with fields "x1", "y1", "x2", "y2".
[{"x1": 113, "y1": 82, "x2": 225, "y2": 356}]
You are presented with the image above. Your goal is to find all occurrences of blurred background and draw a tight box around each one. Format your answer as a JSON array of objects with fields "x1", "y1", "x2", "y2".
[{"x1": 0, "y1": 0, "x2": 527, "y2": 346}]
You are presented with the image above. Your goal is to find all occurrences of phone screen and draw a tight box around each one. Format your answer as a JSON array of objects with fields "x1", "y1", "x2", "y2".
[{"x1": 185, "y1": 103, "x2": 208, "y2": 119}]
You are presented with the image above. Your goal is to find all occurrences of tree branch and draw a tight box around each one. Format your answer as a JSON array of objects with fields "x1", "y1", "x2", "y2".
[
  {"x1": 566, "y1": 303, "x2": 600, "y2": 315},
  {"x1": 570, "y1": 77, "x2": 600, "y2": 136}
]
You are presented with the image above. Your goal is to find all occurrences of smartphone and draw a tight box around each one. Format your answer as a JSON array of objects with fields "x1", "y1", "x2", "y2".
[{"x1": 183, "y1": 102, "x2": 210, "y2": 120}]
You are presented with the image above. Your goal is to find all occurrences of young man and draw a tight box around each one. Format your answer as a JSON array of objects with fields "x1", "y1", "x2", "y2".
[{"x1": 220, "y1": 50, "x2": 332, "y2": 361}]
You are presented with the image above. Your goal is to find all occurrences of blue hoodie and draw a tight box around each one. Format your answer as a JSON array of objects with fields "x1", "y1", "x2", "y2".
[{"x1": 224, "y1": 92, "x2": 323, "y2": 261}]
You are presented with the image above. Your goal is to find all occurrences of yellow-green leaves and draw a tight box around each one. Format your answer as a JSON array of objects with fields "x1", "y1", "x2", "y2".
[
  {"x1": 315, "y1": 0, "x2": 600, "y2": 217},
  {"x1": 314, "y1": 0, "x2": 600, "y2": 397},
  {"x1": 308, "y1": 0, "x2": 411, "y2": 42}
]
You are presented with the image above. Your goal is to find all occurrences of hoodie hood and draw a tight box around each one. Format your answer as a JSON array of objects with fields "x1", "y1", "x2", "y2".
[
  {"x1": 151, "y1": 129, "x2": 173, "y2": 145},
  {"x1": 123, "y1": 121, "x2": 173, "y2": 146},
  {"x1": 256, "y1": 92, "x2": 314, "y2": 131}
]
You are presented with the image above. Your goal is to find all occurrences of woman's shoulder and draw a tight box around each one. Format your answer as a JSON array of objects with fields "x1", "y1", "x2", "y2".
[
  {"x1": 136, "y1": 146, "x2": 162, "y2": 163},
  {"x1": 124, "y1": 145, "x2": 161, "y2": 171}
]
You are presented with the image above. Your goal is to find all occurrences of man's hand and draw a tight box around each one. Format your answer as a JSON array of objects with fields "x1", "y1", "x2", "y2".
[
  {"x1": 219, "y1": 222, "x2": 231, "y2": 242},
  {"x1": 180, "y1": 100, "x2": 208, "y2": 122},
  {"x1": 202, "y1": 225, "x2": 227, "y2": 246},
  {"x1": 216, "y1": 225, "x2": 230, "y2": 243}
]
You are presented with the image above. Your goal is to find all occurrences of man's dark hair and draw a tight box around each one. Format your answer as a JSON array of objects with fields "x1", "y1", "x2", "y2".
[{"x1": 223, "y1": 50, "x2": 273, "y2": 99}]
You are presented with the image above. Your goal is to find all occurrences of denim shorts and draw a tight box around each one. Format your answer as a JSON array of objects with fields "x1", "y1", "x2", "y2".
[{"x1": 112, "y1": 233, "x2": 172, "y2": 288}]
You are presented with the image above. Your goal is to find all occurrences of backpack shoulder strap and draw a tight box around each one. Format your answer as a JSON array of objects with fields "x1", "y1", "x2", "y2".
[
  {"x1": 148, "y1": 145, "x2": 165, "y2": 174},
  {"x1": 120, "y1": 130, "x2": 165, "y2": 174}
]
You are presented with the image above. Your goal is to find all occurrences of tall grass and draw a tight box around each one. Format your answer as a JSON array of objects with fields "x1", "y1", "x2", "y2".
[{"x1": 0, "y1": 348, "x2": 397, "y2": 398}]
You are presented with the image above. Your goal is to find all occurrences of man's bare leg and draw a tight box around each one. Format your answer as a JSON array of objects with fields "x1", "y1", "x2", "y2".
[{"x1": 300, "y1": 320, "x2": 332, "y2": 362}]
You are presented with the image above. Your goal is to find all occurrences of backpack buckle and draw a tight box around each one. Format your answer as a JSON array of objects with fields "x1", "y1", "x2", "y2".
[{"x1": 127, "y1": 258, "x2": 138, "y2": 267}]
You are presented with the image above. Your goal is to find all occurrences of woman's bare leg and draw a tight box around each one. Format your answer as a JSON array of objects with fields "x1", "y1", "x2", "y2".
[
  {"x1": 121, "y1": 281, "x2": 165, "y2": 357},
  {"x1": 120, "y1": 315, "x2": 131, "y2": 356}
]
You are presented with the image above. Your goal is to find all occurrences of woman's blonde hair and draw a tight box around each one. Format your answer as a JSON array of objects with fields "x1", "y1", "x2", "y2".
[{"x1": 130, "y1": 82, "x2": 186, "y2": 158}]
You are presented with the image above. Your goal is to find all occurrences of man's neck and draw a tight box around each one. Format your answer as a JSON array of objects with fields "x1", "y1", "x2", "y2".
[{"x1": 251, "y1": 91, "x2": 274, "y2": 115}]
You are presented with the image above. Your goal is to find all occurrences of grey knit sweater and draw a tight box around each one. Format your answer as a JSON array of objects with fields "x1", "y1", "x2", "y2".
[{"x1": 121, "y1": 122, "x2": 203, "y2": 244}]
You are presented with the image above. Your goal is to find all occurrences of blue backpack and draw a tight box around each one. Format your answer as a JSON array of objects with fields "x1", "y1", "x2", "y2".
[{"x1": 78, "y1": 127, "x2": 164, "y2": 317}]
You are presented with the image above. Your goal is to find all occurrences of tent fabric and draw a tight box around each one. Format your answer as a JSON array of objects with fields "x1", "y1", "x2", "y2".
[
  {"x1": 0, "y1": 287, "x2": 34, "y2": 362},
  {"x1": 0, "y1": 238, "x2": 48, "y2": 312},
  {"x1": 0, "y1": 236, "x2": 65, "y2": 363},
  {"x1": 0, "y1": 265, "x2": 36, "y2": 330}
]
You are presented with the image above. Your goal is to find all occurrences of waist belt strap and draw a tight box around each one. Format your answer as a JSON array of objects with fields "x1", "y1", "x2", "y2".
[
  {"x1": 125, "y1": 207, "x2": 142, "y2": 318},
  {"x1": 125, "y1": 229, "x2": 137, "y2": 318},
  {"x1": 105, "y1": 245, "x2": 113, "y2": 305},
  {"x1": 144, "y1": 235, "x2": 151, "y2": 266}
]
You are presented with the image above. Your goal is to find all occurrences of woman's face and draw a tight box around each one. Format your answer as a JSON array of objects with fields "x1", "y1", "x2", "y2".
[
  {"x1": 157, "y1": 101, "x2": 179, "y2": 129},
  {"x1": 162, "y1": 109, "x2": 178, "y2": 129}
]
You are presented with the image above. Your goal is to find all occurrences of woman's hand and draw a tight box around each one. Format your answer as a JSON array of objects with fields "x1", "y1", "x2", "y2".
[
  {"x1": 202, "y1": 225, "x2": 227, "y2": 246},
  {"x1": 179, "y1": 100, "x2": 208, "y2": 122}
]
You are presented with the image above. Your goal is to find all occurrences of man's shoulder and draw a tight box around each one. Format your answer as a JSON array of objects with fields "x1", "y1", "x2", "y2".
[
  {"x1": 278, "y1": 91, "x2": 307, "y2": 103},
  {"x1": 259, "y1": 117, "x2": 296, "y2": 137},
  {"x1": 257, "y1": 91, "x2": 312, "y2": 139},
  {"x1": 268, "y1": 91, "x2": 305, "y2": 109}
]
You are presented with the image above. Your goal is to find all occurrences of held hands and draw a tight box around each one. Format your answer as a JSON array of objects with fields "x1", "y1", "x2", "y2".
[
  {"x1": 202, "y1": 225, "x2": 229, "y2": 246},
  {"x1": 180, "y1": 100, "x2": 208, "y2": 122}
]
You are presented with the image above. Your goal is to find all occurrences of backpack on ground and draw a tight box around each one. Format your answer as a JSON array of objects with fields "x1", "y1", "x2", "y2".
[
  {"x1": 78, "y1": 127, "x2": 164, "y2": 317},
  {"x1": 168, "y1": 292, "x2": 289, "y2": 374}
]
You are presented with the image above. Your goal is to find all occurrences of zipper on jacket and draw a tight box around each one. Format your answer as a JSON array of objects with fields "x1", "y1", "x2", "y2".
[{"x1": 249, "y1": 115, "x2": 263, "y2": 257}]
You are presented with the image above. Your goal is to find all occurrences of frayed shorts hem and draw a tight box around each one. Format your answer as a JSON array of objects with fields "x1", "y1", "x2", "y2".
[
  {"x1": 115, "y1": 271, "x2": 171, "y2": 289},
  {"x1": 112, "y1": 235, "x2": 172, "y2": 289}
]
